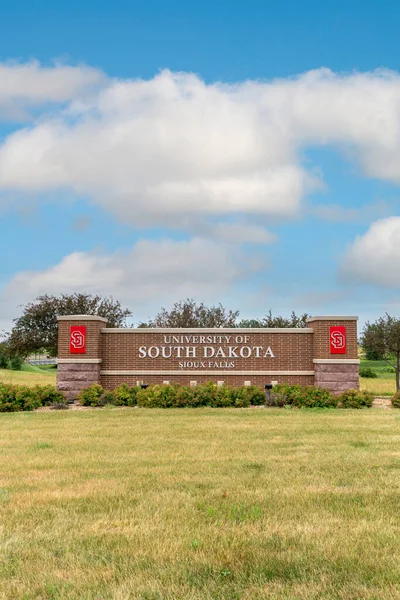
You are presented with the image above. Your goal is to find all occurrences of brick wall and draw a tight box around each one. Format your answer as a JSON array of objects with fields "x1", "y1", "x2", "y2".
[
  {"x1": 58, "y1": 318, "x2": 106, "y2": 360},
  {"x1": 101, "y1": 374, "x2": 315, "y2": 389},
  {"x1": 56, "y1": 315, "x2": 359, "y2": 396},
  {"x1": 309, "y1": 318, "x2": 358, "y2": 360},
  {"x1": 101, "y1": 329, "x2": 314, "y2": 372}
]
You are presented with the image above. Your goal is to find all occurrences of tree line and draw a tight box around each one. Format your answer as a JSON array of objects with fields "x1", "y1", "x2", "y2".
[
  {"x1": 3, "y1": 294, "x2": 309, "y2": 359},
  {"x1": 3, "y1": 293, "x2": 400, "y2": 391}
]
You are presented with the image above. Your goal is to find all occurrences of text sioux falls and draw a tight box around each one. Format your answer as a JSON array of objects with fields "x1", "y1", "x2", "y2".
[{"x1": 138, "y1": 335, "x2": 275, "y2": 369}]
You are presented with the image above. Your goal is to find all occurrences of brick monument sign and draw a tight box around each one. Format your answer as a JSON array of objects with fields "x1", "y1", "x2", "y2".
[{"x1": 56, "y1": 315, "x2": 359, "y2": 400}]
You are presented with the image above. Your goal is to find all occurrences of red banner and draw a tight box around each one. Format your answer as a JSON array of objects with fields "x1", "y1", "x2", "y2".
[
  {"x1": 329, "y1": 326, "x2": 346, "y2": 354},
  {"x1": 70, "y1": 325, "x2": 86, "y2": 354}
]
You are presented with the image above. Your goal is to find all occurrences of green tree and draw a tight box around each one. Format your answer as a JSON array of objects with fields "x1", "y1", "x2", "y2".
[
  {"x1": 360, "y1": 314, "x2": 400, "y2": 390},
  {"x1": 7, "y1": 293, "x2": 132, "y2": 358},
  {"x1": 238, "y1": 310, "x2": 310, "y2": 328},
  {"x1": 360, "y1": 322, "x2": 385, "y2": 360},
  {"x1": 138, "y1": 298, "x2": 239, "y2": 328}
]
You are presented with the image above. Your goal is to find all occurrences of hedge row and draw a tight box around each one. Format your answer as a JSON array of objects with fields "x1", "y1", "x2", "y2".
[
  {"x1": 77, "y1": 382, "x2": 375, "y2": 409},
  {"x1": 3, "y1": 382, "x2": 399, "y2": 413},
  {"x1": 0, "y1": 383, "x2": 67, "y2": 412}
]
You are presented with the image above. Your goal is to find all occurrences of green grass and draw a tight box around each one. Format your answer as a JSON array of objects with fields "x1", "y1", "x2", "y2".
[
  {"x1": 359, "y1": 359, "x2": 396, "y2": 396},
  {"x1": 360, "y1": 359, "x2": 395, "y2": 378},
  {"x1": 0, "y1": 408, "x2": 399, "y2": 599},
  {"x1": 0, "y1": 364, "x2": 57, "y2": 387}
]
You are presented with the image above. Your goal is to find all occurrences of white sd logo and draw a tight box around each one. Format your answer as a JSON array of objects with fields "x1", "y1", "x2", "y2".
[
  {"x1": 71, "y1": 331, "x2": 85, "y2": 349},
  {"x1": 331, "y1": 330, "x2": 345, "y2": 349}
]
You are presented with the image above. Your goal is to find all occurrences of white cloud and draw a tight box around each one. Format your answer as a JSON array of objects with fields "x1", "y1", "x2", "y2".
[
  {"x1": 310, "y1": 199, "x2": 393, "y2": 223},
  {"x1": 3, "y1": 67, "x2": 400, "y2": 231},
  {"x1": 2, "y1": 65, "x2": 400, "y2": 239},
  {"x1": 0, "y1": 60, "x2": 105, "y2": 120},
  {"x1": 204, "y1": 222, "x2": 277, "y2": 244},
  {"x1": 0, "y1": 237, "x2": 261, "y2": 327},
  {"x1": 340, "y1": 217, "x2": 400, "y2": 287}
]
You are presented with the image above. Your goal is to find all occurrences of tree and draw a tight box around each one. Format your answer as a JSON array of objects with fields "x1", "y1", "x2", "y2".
[
  {"x1": 360, "y1": 322, "x2": 385, "y2": 360},
  {"x1": 238, "y1": 310, "x2": 310, "y2": 328},
  {"x1": 360, "y1": 314, "x2": 400, "y2": 390},
  {"x1": 7, "y1": 293, "x2": 132, "y2": 358},
  {"x1": 138, "y1": 298, "x2": 239, "y2": 328}
]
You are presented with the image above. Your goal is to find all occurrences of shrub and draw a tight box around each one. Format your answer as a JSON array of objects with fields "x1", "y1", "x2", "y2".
[
  {"x1": 230, "y1": 387, "x2": 250, "y2": 408},
  {"x1": 0, "y1": 342, "x2": 24, "y2": 371},
  {"x1": 192, "y1": 382, "x2": 217, "y2": 407},
  {"x1": 212, "y1": 384, "x2": 234, "y2": 408},
  {"x1": 174, "y1": 385, "x2": 199, "y2": 407},
  {"x1": 16, "y1": 387, "x2": 43, "y2": 411},
  {"x1": 295, "y1": 386, "x2": 337, "y2": 408},
  {"x1": 359, "y1": 368, "x2": 378, "y2": 378},
  {"x1": 245, "y1": 386, "x2": 265, "y2": 406},
  {"x1": 338, "y1": 389, "x2": 374, "y2": 409},
  {"x1": 35, "y1": 385, "x2": 66, "y2": 406},
  {"x1": 97, "y1": 391, "x2": 115, "y2": 406},
  {"x1": 391, "y1": 392, "x2": 400, "y2": 408},
  {"x1": 269, "y1": 391, "x2": 289, "y2": 407},
  {"x1": 8, "y1": 355, "x2": 24, "y2": 371},
  {"x1": 382, "y1": 366, "x2": 396, "y2": 373},
  {"x1": 0, "y1": 384, "x2": 42, "y2": 411},
  {"x1": 77, "y1": 384, "x2": 104, "y2": 406},
  {"x1": 273, "y1": 384, "x2": 303, "y2": 405},
  {"x1": 51, "y1": 399, "x2": 69, "y2": 410},
  {"x1": 0, "y1": 344, "x2": 9, "y2": 369},
  {"x1": 0, "y1": 384, "x2": 20, "y2": 411},
  {"x1": 0, "y1": 383, "x2": 68, "y2": 412},
  {"x1": 273, "y1": 384, "x2": 336, "y2": 408},
  {"x1": 113, "y1": 384, "x2": 138, "y2": 406},
  {"x1": 136, "y1": 384, "x2": 178, "y2": 408}
]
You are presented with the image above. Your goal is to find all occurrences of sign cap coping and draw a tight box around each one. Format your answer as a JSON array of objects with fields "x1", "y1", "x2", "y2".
[
  {"x1": 57, "y1": 314, "x2": 108, "y2": 323},
  {"x1": 307, "y1": 316, "x2": 358, "y2": 323}
]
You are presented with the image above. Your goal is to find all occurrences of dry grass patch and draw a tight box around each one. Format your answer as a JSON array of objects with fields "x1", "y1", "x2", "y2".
[
  {"x1": 0, "y1": 367, "x2": 56, "y2": 387},
  {"x1": 0, "y1": 408, "x2": 399, "y2": 599},
  {"x1": 360, "y1": 377, "x2": 396, "y2": 395}
]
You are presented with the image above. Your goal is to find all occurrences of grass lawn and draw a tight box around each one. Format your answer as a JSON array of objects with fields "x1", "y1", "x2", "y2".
[
  {"x1": 0, "y1": 364, "x2": 57, "y2": 387},
  {"x1": 359, "y1": 360, "x2": 396, "y2": 396},
  {"x1": 0, "y1": 408, "x2": 399, "y2": 599}
]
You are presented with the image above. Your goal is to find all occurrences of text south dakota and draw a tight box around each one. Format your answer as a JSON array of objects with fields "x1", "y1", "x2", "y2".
[{"x1": 138, "y1": 346, "x2": 275, "y2": 359}]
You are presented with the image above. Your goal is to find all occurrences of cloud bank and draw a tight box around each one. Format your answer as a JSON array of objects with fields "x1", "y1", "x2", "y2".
[
  {"x1": 0, "y1": 237, "x2": 264, "y2": 325},
  {"x1": 0, "y1": 60, "x2": 105, "y2": 121},
  {"x1": 2, "y1": 67, "x2": 400, "y2": 232},
  {"x1": 341, "y1": 217, "x2": 400, "y2": 287},
  {"x1": 1, "y1": 62, "x2": 400, "y2": 325}
]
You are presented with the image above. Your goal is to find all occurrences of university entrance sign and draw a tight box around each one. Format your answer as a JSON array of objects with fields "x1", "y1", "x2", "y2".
[{"x1": 56, "y1": 315, "x2": 359, "y2": 400}]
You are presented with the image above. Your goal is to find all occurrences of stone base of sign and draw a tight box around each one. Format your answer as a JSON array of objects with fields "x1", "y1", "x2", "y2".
[
  {"x1": 314, "y1": 363, "x2": 359, "y2": 394},
  {"x1": 57, "y1": 362, "x2": 101, "y2": 401}
]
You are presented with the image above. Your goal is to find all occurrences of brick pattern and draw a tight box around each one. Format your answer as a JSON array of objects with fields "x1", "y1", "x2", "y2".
[
  {"x1": 56, "y1": 317, "x2": 359, "y2": 395},
  {"x1": 314, "y1": 363, "x2": 359, "y2": 394},
  {"x1": 58, "y1": 319, "x2": 104, "y2": 359},
  {"x1": 57, "y1": 363, "x2": 101, "y2": 401},
  {"x1": 311, "y1": 319, "x2": 358, "y2": 360},
  {"x1": 57, "y1": 317, "x2": 104, "y2": 398},
  {"x1": 101, "y1": 374, "x2": 315, "y2": 389},
  {"x1": 101, "y1": 331, "x2": 314, "y2": 371}
]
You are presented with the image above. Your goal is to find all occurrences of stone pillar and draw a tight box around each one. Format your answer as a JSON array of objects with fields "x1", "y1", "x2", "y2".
[
  {"x1": 56, "y1": 315, "x2": 107, "y2": 401},
  {"x1": 307, "y1": 316, "x2": 359, "y2": 394}
]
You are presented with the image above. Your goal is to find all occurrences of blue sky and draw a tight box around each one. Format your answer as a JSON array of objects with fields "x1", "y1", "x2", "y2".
[{"x1": 0, "y1": 0, "x2": 400, "y2": 329}]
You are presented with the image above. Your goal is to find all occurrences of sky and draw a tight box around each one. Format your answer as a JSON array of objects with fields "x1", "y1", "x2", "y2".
[{"x1": 1, "y1": 0, "x2": 400, "y2": 330}]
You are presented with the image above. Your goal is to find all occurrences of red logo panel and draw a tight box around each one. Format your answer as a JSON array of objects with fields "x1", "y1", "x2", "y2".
[
  {"x1": 70, "y1": 326, "x2": 86, "y2": 354},
  {"x1": 330, "y1": 326, "x2": 346, "y2": 354}
]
